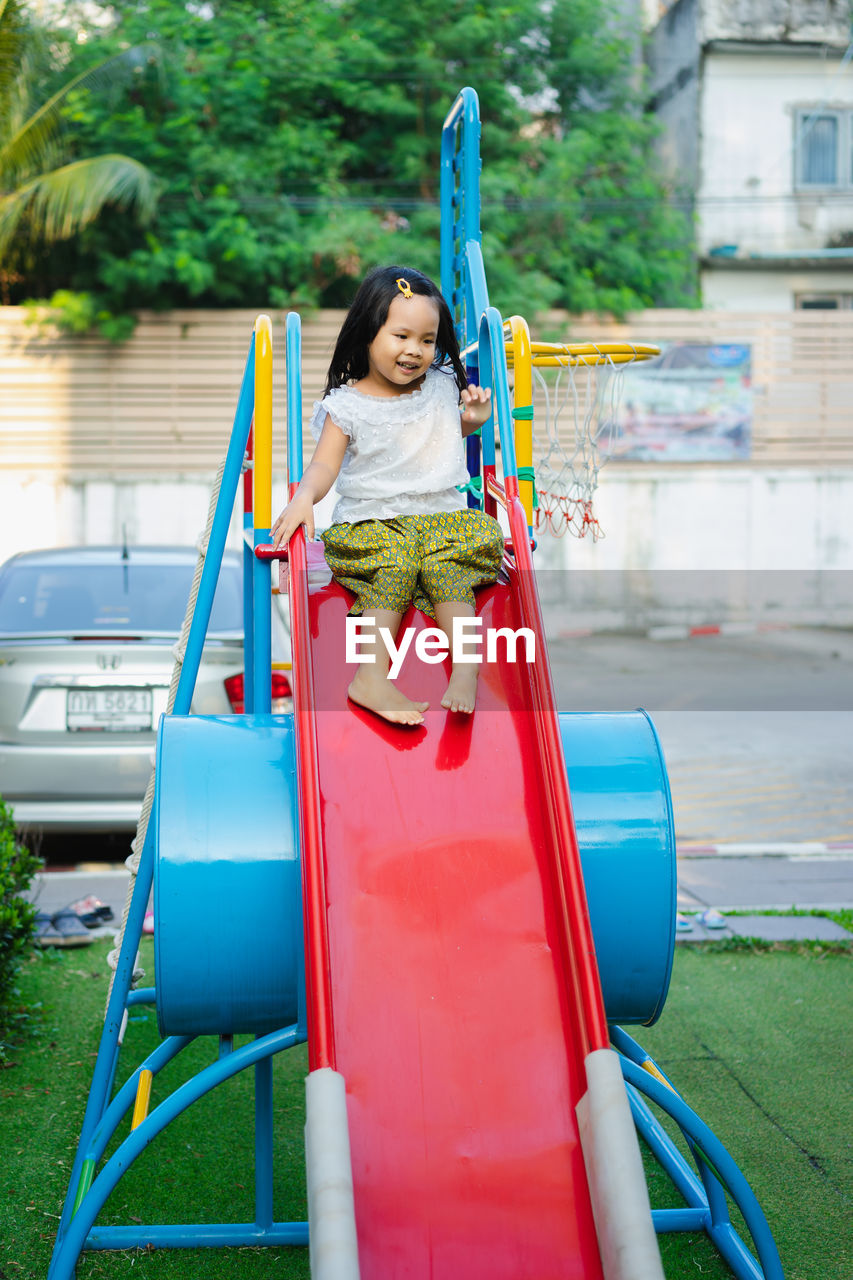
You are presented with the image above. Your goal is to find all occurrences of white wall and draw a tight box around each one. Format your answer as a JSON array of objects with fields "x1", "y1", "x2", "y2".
[
  {"x1": 3, "y1": 469, "x2": 850, "y2": 630},
  {"x1": 701, "y1": 266, "x2": 853, "y2": 309},
  {"x1": 547, "y1": 467, "x2": 853, "y2": 572},
  {"x1": 533, "y1": 466, "x2": 853, "y2": 631},
  {"x1": 699, "y1": 51, "x2": 853, "y2": 255},
  {"x1": 0, "y1": 475, "x2": 285, "y2": 565}
]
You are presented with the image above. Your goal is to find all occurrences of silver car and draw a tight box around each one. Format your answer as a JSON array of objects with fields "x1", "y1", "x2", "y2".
[{"x1": 0, "y1": 546, "x2": 291, "y2": 833}]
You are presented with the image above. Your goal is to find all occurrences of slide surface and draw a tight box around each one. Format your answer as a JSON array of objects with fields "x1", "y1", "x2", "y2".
[{"x1": 301, "y1": 541, "x2": 604, "y2": 1279}]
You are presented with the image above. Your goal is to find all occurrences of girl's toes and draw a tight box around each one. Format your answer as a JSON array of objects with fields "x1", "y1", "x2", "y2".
[{"x1": 442, "y1": 670, "x2": 478, "y2": 714}]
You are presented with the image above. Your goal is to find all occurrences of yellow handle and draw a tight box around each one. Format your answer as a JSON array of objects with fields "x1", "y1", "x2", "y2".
[
  {"x1": 131, "y1": 1068, "x2": 154, "y2": 1130},
  {"x1": 641, "y1": 1058, "x2": 679, "y2": 1095},
  {"x1": 253, "y1": 315, "x2": 273, "y2": 531},
  {"x1": 505, "y1": 315, "x2": 534, "y2": 529}
]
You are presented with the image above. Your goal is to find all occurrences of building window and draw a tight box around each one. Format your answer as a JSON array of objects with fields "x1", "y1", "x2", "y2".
[
  {"x1": 795, "y1": 109, "x2": 852, "y2": 189},
  {"x1": 795, "y1": 293, "x2": 853, "y2": 309}
]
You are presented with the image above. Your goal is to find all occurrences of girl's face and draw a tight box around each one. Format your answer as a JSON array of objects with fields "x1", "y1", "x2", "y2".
[{"x1": 366, "y1": 293, "x2": 441, "y2": 391}]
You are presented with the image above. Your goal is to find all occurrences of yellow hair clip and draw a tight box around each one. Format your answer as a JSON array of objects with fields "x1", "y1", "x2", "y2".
[{"x1": 396, "y1": 277, "x2": 414, "y2": 299}]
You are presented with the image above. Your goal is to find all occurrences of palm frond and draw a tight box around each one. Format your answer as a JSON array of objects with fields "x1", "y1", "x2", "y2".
[
  {"x1": 0, "y1": 154, "x2": 156, "y2": 257},
  {"x1": 0, "y1": 43, "x2": 157, "y2": 183}
]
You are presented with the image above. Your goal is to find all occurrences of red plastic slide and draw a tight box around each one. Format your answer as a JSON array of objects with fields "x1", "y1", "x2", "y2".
[{"x1": 290, "y1": 532, "x2": 610, "y2": 1279}]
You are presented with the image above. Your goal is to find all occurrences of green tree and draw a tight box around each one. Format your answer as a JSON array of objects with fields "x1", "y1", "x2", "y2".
[
  {"x1": 0, "y1": 0, "x2": 156, "y2": 296},
  {"x1": 11, "y1": 0, "x2": 694, "y2": 322}
]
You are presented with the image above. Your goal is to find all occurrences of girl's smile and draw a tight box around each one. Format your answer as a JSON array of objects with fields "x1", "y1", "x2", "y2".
[{"x1": 363, "y1": 293, "x2": 441, "y2": 394}]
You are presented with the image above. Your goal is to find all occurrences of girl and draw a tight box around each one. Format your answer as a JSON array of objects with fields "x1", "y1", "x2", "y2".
[{"x1": 271, "y1": 265, "x2": 504, "y2": 726}]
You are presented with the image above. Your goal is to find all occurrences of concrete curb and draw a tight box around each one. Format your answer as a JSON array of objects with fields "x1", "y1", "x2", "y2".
[
  {"x1": 555, "y1": 623, "x2": 794, "y2": 642},
  {"x1": 677, "y1": 842, "x2": 853, "y2": 858},
  {"x1": 647, "y1": 623, "x2": 789, "y2": 642}
]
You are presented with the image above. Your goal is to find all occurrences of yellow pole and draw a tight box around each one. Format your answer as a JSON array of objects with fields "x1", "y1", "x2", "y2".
[
  {"x1": 506, "y1": 315, "x2": 534, "y2": 530},
  {"x1": 253, "y1": 315, "x2": 273, "y2": 532},
  {"x1": 131, "y1": 1069, "x2": 154, "y2": 1130}
]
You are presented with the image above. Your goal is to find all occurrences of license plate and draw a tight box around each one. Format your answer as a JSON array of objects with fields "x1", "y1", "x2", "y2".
[{"x1": 66, "y1": 688, "x2": 153, "y2": 732}]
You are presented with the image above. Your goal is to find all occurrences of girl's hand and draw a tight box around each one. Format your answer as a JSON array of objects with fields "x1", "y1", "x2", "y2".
[
  {"x1": 271, "y1": 491, "x2": 315, "y2": 549},
  {"x1": 460, "y1": 383, "x2": 492, "y2": 428}
]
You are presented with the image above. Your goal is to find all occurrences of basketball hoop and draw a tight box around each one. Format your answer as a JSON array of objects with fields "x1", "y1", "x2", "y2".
[{"x1": 504, "y1": 321, "x2": 659, "y2": 539}]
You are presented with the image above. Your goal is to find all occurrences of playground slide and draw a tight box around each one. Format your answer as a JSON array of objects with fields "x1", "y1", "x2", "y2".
[{"x1": 295, "y1": 540, "x2": 641, "y2": 1279}]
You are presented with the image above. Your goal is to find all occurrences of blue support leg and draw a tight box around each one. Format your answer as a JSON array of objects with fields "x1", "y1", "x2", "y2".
[
  {"x1": 50, "y1": 821, "x2": 157, "y2": 1269},
  {"x1": 614, "y1": 1034, "x2": 785, "y2": 1280},
  {"x1": 255, "y1": 1051, "x2": 274, "y2": 1231},
  {"x1": 252, "y1": 545, "x2": 272, "y2": 713},
  {"x1": 49, "y1": 1026, "x2": 306, "y2": 1279},
  {"x1": 243, "y1": 519, "x2": 255, "y2": 713},
  {"x1": 50, "y1": 338, "x2": 258, "y2": 1277},
  {"x1": 86, "y1": 1221, "x2": 309, "y2": 1250}
]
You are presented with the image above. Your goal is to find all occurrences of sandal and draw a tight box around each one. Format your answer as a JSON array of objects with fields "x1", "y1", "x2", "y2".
[
  {"x1": 695, "y1": 908, "x2": 727, "y2": 929},
  {"x1": 68, "y1": 896, "x2": 115, "y2": 927},
  {"x1": 34, "y1": 911, "x2": 93, "y2": 949}
]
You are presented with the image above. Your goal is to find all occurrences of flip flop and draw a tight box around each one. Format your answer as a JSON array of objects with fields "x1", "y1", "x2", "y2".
[
  {"x1": 68, "y1": 895, "x2": 115, "y2": 926},
  {"x1": 34, "y1": 911, "x2": 93, "y2": 949},
  {"x1": 695, "y1": 908, "x2": 727, "y2": 929}
]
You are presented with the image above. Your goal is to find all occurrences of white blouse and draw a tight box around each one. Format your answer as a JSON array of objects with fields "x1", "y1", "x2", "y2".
[{"x1": 310, "y1": 367, "x2": 470, "y2": 525}]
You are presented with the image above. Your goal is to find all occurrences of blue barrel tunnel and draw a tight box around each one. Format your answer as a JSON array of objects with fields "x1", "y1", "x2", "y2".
[{"x1": 154, "y1": 710, "x2": 675, "y2": 1036}]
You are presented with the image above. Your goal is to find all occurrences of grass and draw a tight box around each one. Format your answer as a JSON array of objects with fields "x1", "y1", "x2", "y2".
[
  {"x1": 1, "y1": 938, "x2": 850, "y2": 1278},
  {"x1": 727, "y1": 905, "x2": 853, "y2": 933},
  {"x1": 1, "y1": 938, "x2": 310, "y2": 1279},
  {"x1": 635, "y1": 947, "x2": 852, "y2": 1280},
  {"x1": 678, "y1": 907, "x2": 853, "y2": 959}
]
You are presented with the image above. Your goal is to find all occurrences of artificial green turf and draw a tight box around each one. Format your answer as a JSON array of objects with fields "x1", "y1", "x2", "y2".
[
  {"x1": 633, "y1": 947, "x2": 852, "y2": 1280},
  {"x1": 1, "y1": 938, "x2": 310, "y2": 1279},
  {"x1": 1, "y1": 940, "x2": 850, "y2": 1278}
]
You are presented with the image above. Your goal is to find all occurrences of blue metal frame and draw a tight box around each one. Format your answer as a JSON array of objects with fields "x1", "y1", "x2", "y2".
[
  {"x1": 442, "y1": 86, "x2": 783, "y2": 1278},
  {"x1": 476, "y1": 306, "x2": 519, "y2": 480},
  {"x1": 48, "y1": 332, "x2": 308, "y2": 1279},
  {"x1": 286, "y1": 310, "x2": 303, "y2": 486},
  {"x1": 440, "y1": 87, "x2": 488, "y2": 355},
  {"x1": 611, "y1": 1026, "x2": 785, "y2": 1280},
  {"x1": 242, "y1": 514, "x2": 255, "y2": 714},
  {"x1": 51, "y1": 86, "x2": 784, "y2": 1280},
  {"x1": 441, "y1": 87, "x2": 490, "y2": 503},
  {"x1": 53, "y1": 1028, "x2": 306, "y2": 1272}
]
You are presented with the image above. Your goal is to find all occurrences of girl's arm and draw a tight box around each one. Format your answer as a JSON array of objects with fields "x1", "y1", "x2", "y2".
[
  {"x1": 271, "y1": 416, "x2": 349, "y2": 547},
  {"x1": 460, "y1": 384, "x2": 492, "y2": 437}
]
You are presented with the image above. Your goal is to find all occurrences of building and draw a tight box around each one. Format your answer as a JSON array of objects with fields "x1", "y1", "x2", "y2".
[{"x1": 645, "y1": 0, "x2": 853, "y2": 310}]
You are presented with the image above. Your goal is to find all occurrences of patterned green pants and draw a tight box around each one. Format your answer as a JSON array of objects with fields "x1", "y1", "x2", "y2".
[{"x1": 321, "y1": 511, "x2": 504, "y2": 618}]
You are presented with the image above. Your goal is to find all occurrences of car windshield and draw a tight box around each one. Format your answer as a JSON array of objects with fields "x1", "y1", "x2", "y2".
[{"x1": 0, "y1": 563, "x2": 243, "y2": 635}]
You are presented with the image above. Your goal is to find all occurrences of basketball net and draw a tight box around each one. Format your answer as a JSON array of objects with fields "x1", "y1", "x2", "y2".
[{"x1": 504, "y1": 325, "x2": 659, "y2": 540}]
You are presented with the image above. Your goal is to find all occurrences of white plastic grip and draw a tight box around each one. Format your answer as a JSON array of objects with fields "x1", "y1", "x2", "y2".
[
  {"x1": 304, "y1": 1067, "x2": 361, "y2": 1280},
  {"x1": 577, "y1": 1048, "x2": 665, "y2": 1280}
]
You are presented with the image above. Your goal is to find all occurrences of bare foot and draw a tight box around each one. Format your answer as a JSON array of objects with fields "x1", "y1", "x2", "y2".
[
  {"x1": 348, "y1": 670, "x2": 428, "y2": 726},
  {"x1": 441, "y1": 666, "x2": 479, "y2": 714}
]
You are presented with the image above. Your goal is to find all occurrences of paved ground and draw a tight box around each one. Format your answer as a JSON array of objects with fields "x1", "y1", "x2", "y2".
[
  {"x1": 26, "y1": 627, "x2": 853, "y2": 943},
  {"x1": 547, "y1": 624, "x2": 853, "y2": 940},
  {"x1": 28, "y1": 867, "x2": 135, "y2": 943},
  {"x1": 27, "y1": 850, "x2": 853, "y2": 949},
  {"x1": 549, "y1": 625, "x2": 853, "y2": 844}
]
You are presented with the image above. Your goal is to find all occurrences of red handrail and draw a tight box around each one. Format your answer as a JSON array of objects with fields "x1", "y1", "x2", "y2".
[
  {"x1": 502, "y1": 483, "x2": 609, "y2": 1072},
  {"x1": 287, "y1": 516, "x2": 337, "y2": 1072}
]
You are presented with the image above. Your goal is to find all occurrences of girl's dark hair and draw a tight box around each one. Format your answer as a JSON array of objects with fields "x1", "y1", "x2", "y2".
[{"x1": 324, "y1": 265, "x2": 468, "y2": 396}]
